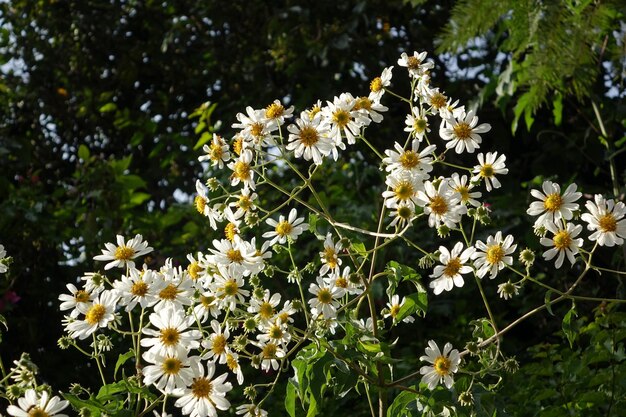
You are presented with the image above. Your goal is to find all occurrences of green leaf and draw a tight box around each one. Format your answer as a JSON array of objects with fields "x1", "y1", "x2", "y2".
[
  {"x1": 128, "y1": 192, "x2": 151, "y2": 207},
  {"x1": 350, "y1": 241, "x2": 367, "y2": 259},
  {"x1": 193, "y1": 131, "x2": 212, "y2": 151},
  {"x1": 285, "y1": 382, "x2": 297, "y2": 417},
  {"x1": 552, "y1": 93, "x2": 563, "y2": 126},
  {"x1": 78, "y1": 144, "x2": 90, "y2": 161},
  {"x1": 308, "y1": 213, "x2": 319, "y2": 234},
  {"x1": 387, "y1": 389, "x2": 420, "y2": 417},
  {"x1": 97, "y1": 381, "x2": 127, "y2": 401},
  {"x1": 116, "y1": 174, "x2": 147, "y2": 191},
  {"x1": 99, "y1": 102, "x2": 117, "y2": 113},
  {"x1": 562, "y1": 304, "x2": 579, "y2": 348},
  {"x1": 544, "y1": 290, "x2": 554, "y2": 316},
  {"x1": 114, "y1": 350, "x2": 135, "y2": 379},
  {"x1": 397, "y1": 291, "x2": 428, "y2": 321}
]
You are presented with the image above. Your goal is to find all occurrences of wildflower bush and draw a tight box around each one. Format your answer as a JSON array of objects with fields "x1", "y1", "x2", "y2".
[{"x1": 1, "y1": 51, "x2": 625, "y2": 417}]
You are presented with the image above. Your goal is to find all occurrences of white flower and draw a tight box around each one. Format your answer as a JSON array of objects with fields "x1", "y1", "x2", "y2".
[
  {"x1": 208, "y1": 236, "x2": 263, "y2": 277},
  {"x1": 319, "y1": 233, "x2": 343, "y2": 275},
  {"x1": 322, "y1": 93, "x2": 366, "y2": 146},
  {"x1": 448, "y1": 173, "x2": 481, "y2": 207},
  {"x1": 230, "y1": 188, "x2": 258, "y2": 217},
  {"x1": 430, "y1": 242, "x2": 475, "y2": 295},
  {"x1": 286, "y1": 111, "x2": 333, "y2": 165},
  {"x1": 397, "y1": 51, "x2": 433, "y2": 78},
  {"x1": 527, "y1": 181, "x2": 581, "y2": 228},
  {"x1": 198, "y1": 134, "x2": 231, "y2": 169},
  {"x1": 324, "y1": 265, "x2": 363, "y2": 295},
  {"x1": 254, "y1": 340, "x2": 286, "y2": 371},
  {"x1": 141, "y1": 306, "x2": 201, "y2": 357},
  {"x1": 540, "y1": 222, "x2": 584, "y2": 268},
  {"x1": 471, "y1": 152, "x2": 508, "y2": 192},
  {"x1": 256, "y1": 319, "x2": 291, "y2": 348},
  {"x1": 581, "y1": 194, "x2": 626, "y2": 247},
  {"x1": 353, "y1": 95, "x2": 388, "y2": 124},
  {"x1": 59, "y1": 283, "x2": 94, "y2": 318},
  {"x1": 263, "y1": 99, "x2": 294, "y2": 126},
  {"x1": 202, "y1": 320, "x2": 231, "y2": 364},
  {"x1": 497, "y1": 281, "x2": 520, "y2": 300},
  {"x1": 93, "y1": 234, "x2": 153, "y2": 270},
  {"x1": 415, "y1": 180, "x2": 466, "y2": 229},
  {"x1": 439, "y1": 110, "x2": 490, "y2": 154},
  {"x1": 174, "y1": 361, "x2": 232, "y2": 417},
  {"x1": 419, "y1": 340, "x2": 461, "y2": 390},
  {"x1": 308, "y1": 277, "x2": 344, "y2": 319},
  {"x1": 247, "y1": 290, "x2": 281, "y2": 327},
  {"x1": 210, "y1": 264, "x2": 249, "y2": 311},
  {"x1": 382, "y1": 171, "x2": 421, "y2": 209},
  {"x1": 368, "y1": 66, "x2": 393, "y2": 102},
  {"x1": 232, "y1": 106, "x2": 276, "y2": 148},
  {"x1": 113, "y1": 267, "x2": 160, "y2": 311},
  {"x1": 262, "y1": 208, "x2": 308, "y2": 246},
  {"x1": 225, "y1": 351, "x2": 245, "y2": 385},
  {"x1": 472, "y1": 231, "x2": 517, "y2": 279},
  {"x1": 152, "y1": 267, "x2": 195, "y2": 312},
  {"x1": 404, "y1": 106, "x2": 431, "y2": 141},
  {"x1": 142, "y1": 351, "x2": 197, "y2": 394},
  {"x1": 383, "y1": 140, "x2": 436, "y2": 177},
  {"x1": 194, "y1": 180, "x2": 222, "y2": 230},
  {"x1": 384, "y1": 294, "x2": 414, "y2": 323},
  {"x1": 66, "y1": 290, "x2": 119, "y2": 340},
  {"x1": 236, "y1": 404, "x2": 268, "y2": 417},
  {"x1": 228, "y1": 149, "x2": 256, "y2": 190},
  {"x1": 387, "y1": 201, "x2": 416, "y2": 229},
  {"x1": 7, "y1": 389, "x2": 69, "y2": 417}
]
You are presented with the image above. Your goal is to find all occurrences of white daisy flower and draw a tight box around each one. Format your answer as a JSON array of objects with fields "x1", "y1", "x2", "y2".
[
  {"x1": 382, "y1": 171, "x2": 422, "y2": 209},
  {"x1": 387, "y1": 201, "x2": 416, "y2": 229},
  {"x1": 93, "y1": 234, "x2": 153, "y2": 270},
  {"x1": 141, "y1": 306, "x2": 201, "y2": 357},
  {"x1": 383, "y1": 140, "x2": 436, "y2": 177},
  {"x1": 80, "y1": 272, "x2": 106, "y2": 295},
  {"x1": 527, "y1": 181, "x2": 581, "y2": 228},
  {"x1": 419, "y1": 340, "x2": 461, "y2": 390},
  {"x1": 540, "y1": 222, "x2": 584, "y2": 268},
  {"x1": 59, "y1": 283, "x2": 94, "y2": 318},
  {"x1": 236, "y1": 404, "x2": 268, "y2": 417},
  {"x1": 497, "y1": 281, "x2": 521, "y2": 300},
  {"x1": 228, "y1": 149, "x2": 256, "y2": 190},
  {"x1": 368, "y1": 66, "x2": 393, "y2": 102},
  {"x1": 142, "y1": 351, "x2": 197, "y2": 394},
  {"x1": 193, "y1": 291, "x2": 221, "y2": 323},
  {"x1": 174, "y1": 360, "x2": 232, "y2": 417},
  {"x1": 229, "y1": 188, "x2": 258, "y2": 217},
  {"x1": 415, "y1": 180, "x2": 466, "y2": 229},
  {"x1": 208, "y1": 236, "x2": 263, "y2": 277},
  {"x1": 404, "y1": 106, "x2": 431, "y2": 141},
  {"x1": 324, "y1": 265, "x2": 363, "y2": 295},
  {"x1": 247, "y1": 289, "x2": 281, "y2": 327},
  {"x1": 384, "y1": 294, "x2": 414, "y2": 323},
  {"x1": 472, "y1": 231, "x2": 517, "y2": 279},
  {"x1": 262, "y1": 208, "x2": 308, "y2": 246},
  {"x1": 581, "y1": 194, "x2": 626, "y2": 247},
  {"x1": 397, "y1": 51, "x2": 433, "y2": 78},
  {"x1": 198, "y1": 134, "x2": 231, "y2": 169},
  {"x1": 308, "y1": 276, "x2": 344, "y2": 319},
  {"x1": 211, "y1": 264, "x2": 249, "y2": 311},
  {"x1": 194, "y1": 180, "x2": 222, "y2": 230},
  {"x1": 225, "y1": 351, "x2": 245, "y2": 385},
  {"x1": 232, "y1": 106, "x2": 276, "y2": 147},
  {"x1": 263, "y1": 99, "x2": 294, "y2": 126},
  {"x1": 113, "y1": 267, "x2": 160, "y2": 311},
  {"x1": 255, "y1": 340, "x2": 286, "y2": 371},
  {"x1": 7, "y1": 389, "x2": 69, "y2": 417},
  {"x1": 202, "y1": 320, "x2": 231, "y2": 364},
  {"x1": 322, "y1": 93, "x2": 366, "y2": 146},
  {"x1": 430, "y1": 242, "x2": 475, "y2": 295},
  {"x1": 439, "y1": 110, "x2": 490, "y2": 154},
  {"x1": 152, "y1": 268, "x2": 195, "y2": 312},
  {"x1": 319, "y1": 233, "x2": 343, "y2": 276},
  {"x1": 66, "y1": 289, "x2": 119, "y2": 340},
  {"x1": 256, "y1": 319, "x2": 291, "y2": 348},
  {"x1": 285, "y1": 111, "x2": 333, "y2": 165},
  {"x1": 448, "y1": 173, "x2": 482, "y2": 207},
  {"x1": 471, "y1": 152, "x2": 508, "y2": 192},
  {"x1": 353, "y1": 95, "x2": 388, "y2": 124}
]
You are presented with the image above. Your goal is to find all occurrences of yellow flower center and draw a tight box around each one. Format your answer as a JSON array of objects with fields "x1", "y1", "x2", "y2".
[
  {"x1": 265, "y1": 102, "x2": 285, "y2": 119},
  {"x1": 224, "y1": 223, "x2": 238, "y2": 241},
  {"x1": 278, "y1": 312, "x2": 290, "y2": 323},
  {"x1": 434, "y1": 355, "x2": 451, "y2": 376},
  {"x1": 370, "y1": 77, "x2": 383, "y2": 92},
  {"x1": 223, "y1": 280, "x2": 239, "y2": 296},
  {"x1": 158, "y1": 284, "x2": 179, "y2": 301},
  {"x1": 131, "y1": 281, "x2": 148, "y2": 297},
  {"x1": 332, "y1": 109, "x2": 350, "y2": 128},
  {"x1": 75, "y1": 290, "x2": 90, "y2": 303},
  {"x1": 162, "y1": 357, "x2": 182, "y2": 375},
  {"x1": 480, "y1": 164, "x2": 494, "y2": 178},
  {"x1": 317, "y1": 288, "x2": 333, "y2": 304},
  {"x1": 194, "y1": 195, "x2": 206, "y2": 214},
  {"x1": 28, "y1": 407, "x2": 49, "y2": 417},
  {"x1": 114, "y1": 246, "x2": 135, "y2": 261},
  {"x1": 233, "y1": 161, "x2": 251, "y2": 181},
  {"x1": 226, "y1": 354, "x2": 239, "y2": 371},
  {"x1": 275, "y1": 221, "x2": 293, "y2": 237},
  {"x1": 323, "y1": 248, "x2": 337, "y2": 268},
  {"x1": 160, "y1": 327, "x2": 180, "y2": 347},
  {"x1": 85, "y1": 304, "x2": 106, "y2": 325},
  {"x1": 269, "y1": 325, "x2": 283, "y2": 339},
  {"x1": 212, "y1": 334, "x2": 227, "y2": 355},
  {"x1": 599, "y1": 213, "x2": 617, "y2": 232},
  {"x1": 200, "y1": 295, "x2": 215, "y2": 308},
  {"x1": 443, "y1": 257, "x2": 462, "y2": 277},
  {"x1": 407, "y1": 55, "x2": 421, "y2": 70},
  {"x1": 553, "y1": 230, "x2": 572, "y2": 250},
  {"x1": 335, "y1": 277, "x2": 348, "y2": 288},
  {"x1": 354, "y1": 97, "x2": 372, "y2": 111},
  {"x1": 399, "y1": 151, "x2": 419, "y2": 169},
  {"x1": 226, "y1": 249, "x2": 244, "y2": 263},
  {"x1": 394, "y1": 181, "x2": 414, "y2": 201},
  {"x1": 455, "y1": 185, "x2": 470, "y2": 202},
  {"x1": 429, "y1": 195, "x2": 448, "y2": 215},
  {"x1": 389, "y1": 304, "x2": 400, "y2": 318},
  {"x1": 191, "y1": 377, "x2": 213, "y2": 399},
  {"x1": 308, "y1": 105, "x2": 321, "y2": 118},
  {"x1": 250, "y1": 122, "x2": 264, "y2": 138},
  {"x1": 485, "y1": 245, "x2": 505, "y2": 265},
  {"x1": 233, "y1": 136, "x2": 244, "y2": 155},
  {"x1": 262, "y1": 342, "x2": 278, "y2": 358},
  {"x1": 452, "y1": 122, "x2": 472, "y2": 140},
  {"x1": 543, "y1": 193, "x2": 562, "y2": 212},
  {"x1": 397, "y1": 205, "x2": 413, "y2": 219},
  {"x1": 210, "y1": 140, "x2": 224, "y2": 160},
  {"x1": 238, "y1": 194, "x2": 253, "y2": 211},
  {"x1": 429, "y1": 92, "x2": 447, "y2": 109},
  {"x1": 413, "y1": 118, "x2": 427, "y2": 133},
  {"x1": 299, "y1": 126, "x2": 319, "y2": 146},
  {"x1": 259, "y1": 301, "x2": 275, "y2": 319},
  {"x1": 187, "y1": 262, "x2": 204, "y2": 280}
]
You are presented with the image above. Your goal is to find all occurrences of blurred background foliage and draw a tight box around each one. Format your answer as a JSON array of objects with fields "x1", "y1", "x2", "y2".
[{"x1": 0, "y1": 0, "x2": 625, "y2": 415}]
